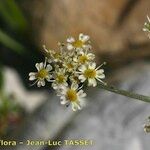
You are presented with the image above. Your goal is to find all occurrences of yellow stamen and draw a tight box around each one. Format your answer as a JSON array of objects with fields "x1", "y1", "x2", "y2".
[
  {"x1": 72, "y1": 76, "x2": 80, "y2": 83},
  {"x1": 73, "y1": 40, "x2": 83, "y2": 48},
  {"x1": 66, "y1": 89, "x2": 77, "y2": 101},
  {"x1": 56, "y1": 74, "x2": 65, "y2": 83},
  {"x1": 79, "y1": 55, "x2": 88, "y2": 64},
  {"x1": 84, "y1": 69, "x2": 96, "y2": 78},
  {"x1": 67, "y1": 63, "x2": 74, "y2": 69},
  {"x1": 53, "y1": 52, "x2": 60, "y2": 59},
  {"x1": 36, "y1": 69, "x2": 48, "y2": 79}
]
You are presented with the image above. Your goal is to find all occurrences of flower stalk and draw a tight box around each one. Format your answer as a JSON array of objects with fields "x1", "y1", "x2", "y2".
[
  {"x1": 99, "y1": 83, "x2": 150, "y2": 103},
  {"x1": 29, "y1": 32, "x2": 150, "y2": 111}
]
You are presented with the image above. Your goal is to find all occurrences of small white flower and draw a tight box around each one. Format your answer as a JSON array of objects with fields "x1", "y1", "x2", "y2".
[
  {"x1": 46, "y1": 51, "x2": 61, "y2": 63},
  {"x1": 58, "y1": 83, "x2": 86, "y2": 111},
  {"x1": 67, "y1": 33, "x2": 91, "y2": 51},
  {"x1": 52, "y1": 68, "x2": 68, "y2": 89},
  {"x1": 69, "y1": 74, "x2": 80, "y2": 84},
  {"x1": 43, "y1": 45, "x2": 62, "y2": 63},
  {"x1": 29, "y1": 61, "x2": 52, "y2": 87},
  {"x1": 63, "y1": 57, "x2": 78, "y2": 72},
  {"x1": 52, "y1": 51, "x2": 62, "y2": 62},
  {"x1": 78, "y1": 62, "x2": 105, "y2": 87},
  {"x1": 74, "y1": 50, "x2": 95, "y2": 64},
  {"x1": 143, "y1": 15, "x2": 150, "y2": 38}
]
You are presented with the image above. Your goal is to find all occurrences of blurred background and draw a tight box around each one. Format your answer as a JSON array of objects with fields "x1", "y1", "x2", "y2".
[{"x1": 0, "y1": 0, "x2": 150, "y2": 150}]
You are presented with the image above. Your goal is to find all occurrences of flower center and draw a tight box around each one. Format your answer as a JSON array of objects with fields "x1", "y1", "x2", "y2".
[
  {"x1": 66, "y1": 89, "x2": 77, "y2": 101},
  {"x1": 73, "y1": 40, "x2": 83, "y2": 48},
  {"x1": 37, "y1": 69, "x2": 48, "y2": 79},
  {"x1": 53, "y1": 52, "x2": 60, "y2": 59},
  {"x1": 67, "y1": 63, "x2": 74, "y2": 69},
  {"x1": 79, "y1": 55, "x2": 88, "y2": 64},
  {"x1": 84, "y1": 69, "x2": 96, "y2": 78},
  {"x1": 56, "y1": 74, "x2": 65, "y2": 83},
  {"x1": 72, "y1": 76, "x2": 80, "y2": 83}
]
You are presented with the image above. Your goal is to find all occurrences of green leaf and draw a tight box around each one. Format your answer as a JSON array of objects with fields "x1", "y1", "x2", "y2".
[
  {"x1": 0, "y1": 0, "x2": 28, "y2": 31},
  {"x1": 0, "y1": 65, "x2": 3, "y2": 90},
  {"x1": 0, "y1": 29, "x2": 25, "y2": 54}
]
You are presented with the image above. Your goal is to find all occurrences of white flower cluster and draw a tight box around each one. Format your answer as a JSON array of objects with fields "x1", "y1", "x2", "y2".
[
  {"x1": 143, "y1": 15, "x2": 150, "y2": 38},
  {"x1": 29, "y1": 33, "x2": 106, "y2": 111}
]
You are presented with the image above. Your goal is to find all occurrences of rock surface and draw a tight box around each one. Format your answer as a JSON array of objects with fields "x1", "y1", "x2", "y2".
[
  {"x1": 24, "y1": 0, "x2": 150, "y2": 54},
  {"x1": 3, "y1": 68, "x2": 47, "y2": 112},
  {"x1": 6, "y1": 61, "x2": 150, "y2": 150},
  {"x1": 55, "y1": 62, "x2": 150, "y2": 150}
]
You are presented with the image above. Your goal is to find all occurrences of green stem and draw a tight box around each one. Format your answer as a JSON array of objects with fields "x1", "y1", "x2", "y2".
[{"x1": 99, "y1": 83, "x2": 150, "y2": 103}]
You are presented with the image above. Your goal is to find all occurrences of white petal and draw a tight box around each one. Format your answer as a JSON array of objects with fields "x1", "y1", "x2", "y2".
[
  {"x1": 67, "y1": 37, "x2": 75, "y2": 43},
  {"x1": 79, "y1": 33, "x2": 83, "y2": 39},
  {"x1": 57, "y1": 91, "x2": 63, "y2": 97},
  {"x1": 79, "y1": 75, "x2": 86, "y2": 82},
  {"x1": 41, "y1": 80, "x2": 45, "y2": 86},
  {"x1": 100, "y1": 74, "x2": 105, "y2": 79},
  {"x1": 67, "y1": 44, "x2": 74, "y2": 50},
  {"x1": 143, "y1": 28, "x2": 148, "y2": 32},
  {"x1": 79, "y1": 33, "x2": 90, "y2": 42},
  {"x1": 96, "y1": 69, "x2": 104, "y2": 75},
  {"x1": 76, "y1": 47, "x2": 83, "y2": 52},
  {"x1": 46, "y1": 75, "x2": 52, "y2": 81},
  {"x1": 37, "y1": 80, "x2": 45, "y2": 87},
  {"x1": 147, "y1": 15, "x2": 150, "y2": 23},
  {"x1": 87, "y1": 53, "x2": 95, "y2": 60},
  {"x1": 74, "y1": 101, "x2": 82, "y2": 110},
  {"x1": 89, "y1": 62, "x2": 96, "y2": 69},
  {"x1": 73, "y1": 56, "x2": 78, "y2": 62},
  {"x1": 37, "y1": 81, "x2": 42, "y2": 87},
  {"x1": 63, "y1": 82, "x2": 68, "y2": 87},
  {"x1": 76, "y1": 103, "x2": 82, "y2": 110},
  {"x1": 96, "y1": 73, "x2": 105, "y2": 79},
  {"x1": 46, "y1": 64, "x2": 52, "y2": 71},
  {"x1": 29, "y1": 72, "x2": 37, "y2": 80},
  {"x1": 78, "y1": 50, "x2": 84, "y2": 55},
  {"x1": 77, "y1": 90, "x2": 87, "y2": 98},
  {"x1": 47, "y1": 58, "x2": 52, "y2": 63},
  {"x1": 29, "y1": 72, "x2": 36, "y2": 76},
  {"x1": 61, "y1": 99, "x2": 68, "y2": 105},
  {"x1": 35, "y1": 63, "x2": 40, "y2": 71},
  {"x1": 36, "y1": 62, "x2": 44, "y2": 71},
  {"x1": 52, "y1": 83, "x2": 58, "y2": 89},
  {"x1": 71, "y1": 82, "x2": 78, "y2": 90},
  {"x1": 71, "y1": 103, "x2": 78, "y2": 111},
  {"x1": 83, "y1": 44, "x2": 92, "y2": 50},
  {"x1": 78, "y1": 65, "x2": 87, "y2": 72},
  {"x1": 88, "y1": 78, "x2": 97, "y2": 87},
  {"x1": 59, "y1": 86, "x2": 68, "y2": 95},
  {"x1": 29, "y1": 75, "x2": 36, "y2": 81},
  {"x1": 79, "y1": 98, "x2": 86, "y2": 107}
]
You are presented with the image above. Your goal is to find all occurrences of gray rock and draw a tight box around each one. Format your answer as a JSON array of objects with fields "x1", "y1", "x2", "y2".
[
  {"x1": 9, "y1": 62, "x2": 150, "y2": 150},
  {"x1": 56, "y1": 62, "x2": 150, "y2": 150}
]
